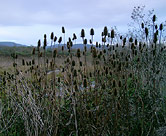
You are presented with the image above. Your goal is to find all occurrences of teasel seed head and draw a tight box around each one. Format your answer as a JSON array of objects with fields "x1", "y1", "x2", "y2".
[
  {"x1": 54, "y1": 36, "x2": 57, "y2": 42},
  {"x1": 58, "y1": 77, "x2": 60, "y2": 83},
  {"x1": 113, "y1": 80, "x2": 116, "y2": 88},
  {"x1": 153, "y1": 32, "x2": 158, "y2": 44},
  {"x1": 114, "y1": 88, "x2": 117, "y2": 96},
  {"x1": 83, "y1": 78, "x2": 88, "y2": 88},
  {"x1": 160, "y1": 23, "x2": 163, "y2": 31},
  {"x1": 32, "y1": 59, "x2": 35, "y2": 65},
  {"x1": 145, "y1": 27, "x2": 149, "y2": 38},
  {"x1": 129, "y1": 37, "x2": 133, "y2": 43},
  {"x1": 80, "y1": 61, "x2": 82, "y2": 66},
  {"x1": 43, "y1": 38, "x2": 47, "y2": 50},
  {"x1": 58, "y1": 37, "x2": 62, "y2": 44},
  {"x1": 37, "y1": 40, "x2": 41, "y2": 50},
  {"x1": 76, "y1": 49, "x2": 81, "y2": 58},
  {"x1": 111, "y1": 29, "x2": 115, "y2": 39},
  {"x1": 103, "y1": 26, "x2": 108, "y2": 36},
  {"x1": 50, "y1": 32, "x2": 54, "y2": 40},
  {"x1": 105, "y1": 67, "x2": 108, "y2": 75},
  {"x1": 96, "y1": 42, "x2": 99, "y2": 48},
  {"x1": 22, "y1": 59, "x2": 25, "y2": 66},
  {"x1": 73, "y1": 33, "x2": 77, "y2": 40},
  {"x1": 90, "y1": 28, "x2": 94, "y2": 36},
  {"x1": 123, "y1": 38, "x2": 126, "y2": 46},
  {"x1": 135, "y1": 39, "x2": 138, "y2": 45},
  {"x1": 62, "y1": 26, "x2": 65, "y2": 33},
  {"x1": 99, "y1": 43, "x2": 101, "y2": 48},
  {"x1": 73, "y1": 69, "x2": 77, "y2": 77},
  {"x1": 81, "y1": 29, "x2": 85, "y2": 38},
  {"x1": 89, "y1": 72, "x2": 92, "y2": 77},
  {"x1": 155, "y1": 25, "x2": 158, "y2": 30},
  {"x1": 152, "y1": 14, "x2": 156, "y2": 22},
  {"x1": 110, "y1": 71, "x2": 112, "y2": 76},
  {"x1": 129, "y1": 73, "x2": 132, "y2": 78},
  {"x1": 141, "y1": 22, "x2": 144, "y2": 29}
]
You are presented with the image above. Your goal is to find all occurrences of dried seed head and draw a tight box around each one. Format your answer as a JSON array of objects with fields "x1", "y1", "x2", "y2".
[
  {"x1": 114, "y1": 88, "x2": 117, "y2": 96},
  {"x1": 89, "y1": 39, "x2": 92, "y2": 44},
  {"x1": 135, "y1": 39, "x2": 138, "y2": 45},
  {"x1": 123, "y1": 38, "x2": 126, "y2": 46},
  {"x1": 44, "y1": 34, "x2": 47, "y2": 39},
  {"x1": 73, "y1": 69, "x2": 77, "y2": 77},
  {"x1": 51, "y1": 32, "x2": 54, "y2": 40},
  {"x1": 129, "y1": 37, "x2": 133, "y2": 43},
  {"x1": 58, "y1": 37, "x2": 62, "y2": 44},
  {"x1": 153, "y1": 33, "x2": 158, "y2": 44},
  {"x1": 110, "y1": 71, "x2": 112, "y2": 76},
  {"x1": 113, "y1": 80, "x2": 116, "y2": 88},
  {"x1": 38, "y1": 40, "x2": 41, "y2": 48},
  {"x1": 145, "y1": 27, "x2": 149, "y2": 38},
  {"x1": 81, "y1": 29, "x2": 85, "y2": 38},
  {"x1": 77, "y1": 49, "x2": 81, "y2": 58},
  {"x1": 111, "y1": 29, "x2": 115, "y2": 39},
  {"x1": 84, "y1": 39, "x2": 87, "y2": 45},
  {"x1": 62, "y1": 26, "x2": 65, "y2": 33},
  {"x1": 90, "y1": 28, "x2": 94, "y2": 36},
  {"x1": 32, "y1": 59, "x2": 35, "y2": 65},
  {"x1": 80, "y1": 61, "x2": 82, "y2": 66},
  {"x1": 141, "y1": 22, "x2": 144, "y2": 29},
  {"x1": 160, "y1": 23, "x2": 163, "y2": 31},
  {"x1": 103, "y1": 26, "x2": 108, "y2": 36},
  {"x1": 120, "y1": 36, "x2": 123, "y2": 40},
  {"x1": 155, "y1": 25, "x2": 158, "y2": 30},
  {"x1": 83, "y1": 78, "x2": 88, "y2": 88},
  {"x1": 105, "y1": 67, "x2": 108, "y2": 75},
  {"x1": 22, "y1": 59, "x2": 25, "y2": 66},
  {"x1": 152, "y1": 15, "x2": 156, "y2": 22},
  {"x1": 96, "y1": 42, "x2": 98, "y2": 48},
  {"x1": 58, "y1": 77, "x2": 60, "y2": 82},
  {"x1": 72, "y1": 60, "x2": 75, "y2": 66},
  {"x1": 54, "y1": 36, "x2": 57, "y2": 42},
  {"x1": 73, "y1": 33, "x2": 77, "y2": 40},
  {"x1": 129, "y1": 73, "x2": 132, "y2": 78},
  {"x1": 89, "y1": 72, "x2": 92, "y2": 77}
]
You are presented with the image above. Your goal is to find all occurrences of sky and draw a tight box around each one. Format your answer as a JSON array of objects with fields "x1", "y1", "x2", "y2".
[{"x1": 0, "y1": 0, "x2": 166, "y2": 45}]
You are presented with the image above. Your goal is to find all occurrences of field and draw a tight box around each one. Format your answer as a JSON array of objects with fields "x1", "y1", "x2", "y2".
[{"x1": 0, "y1": 16, "x2": 166, "y2": 136}]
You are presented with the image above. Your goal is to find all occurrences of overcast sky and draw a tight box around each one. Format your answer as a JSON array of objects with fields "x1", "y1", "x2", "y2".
[{"x1": 0, "y1": 0, "x2": 166, "y2": 45}]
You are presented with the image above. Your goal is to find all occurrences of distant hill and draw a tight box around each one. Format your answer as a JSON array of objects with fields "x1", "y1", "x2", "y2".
[
  {"x1": 0, "y1": 42, "x2": 26, "y2": 47},
  {"x1": 48, "y1": 44, "x2": 93, "y2": 50}
]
